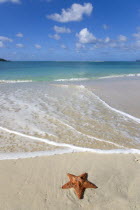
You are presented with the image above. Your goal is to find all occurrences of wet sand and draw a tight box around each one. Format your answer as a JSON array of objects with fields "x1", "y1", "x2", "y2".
[
  {"x1": 89, "y1": 77, "x2": 140, "y2": 118},
  {"x1": 0, "y1": 77, "x2": 140, "y2": 210}
]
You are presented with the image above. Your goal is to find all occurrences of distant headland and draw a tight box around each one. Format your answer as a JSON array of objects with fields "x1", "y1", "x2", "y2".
[{"x1": 0, "y1": 58, "x2": 9, "y2": 62}]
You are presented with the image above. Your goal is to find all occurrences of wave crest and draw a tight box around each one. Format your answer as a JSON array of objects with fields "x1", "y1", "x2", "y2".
[{"x1": 0, "y1": 80, "x2": 33, "y2": 84}]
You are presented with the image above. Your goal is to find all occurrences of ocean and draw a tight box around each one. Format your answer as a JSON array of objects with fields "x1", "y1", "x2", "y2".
[
  {"x1": 0, "y1": 61, "x2": 140, "y2": 159},
  {"x1": 0, "y1": 61, "x2": 140, "y2": 82}
]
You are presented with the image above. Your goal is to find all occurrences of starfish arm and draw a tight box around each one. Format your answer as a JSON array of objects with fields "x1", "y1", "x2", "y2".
[
  {"x1": 74, "y1": 186, "x2": 85, "y2": 199},
  {"x1": 80, "y1": 173, "x2": 88, "y2": 180},
  {"x1": 62, "y1": 181, "x2": 73, "y2": 189},
  {"x1": 67, "y1": 173, "x2": 76, "y2": 182},
  {"x1": 84, "y1": 181, "x2": 98, "y2": 189}
]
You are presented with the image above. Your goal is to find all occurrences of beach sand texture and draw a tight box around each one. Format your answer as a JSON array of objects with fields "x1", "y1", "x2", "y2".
[
  {"x1": 0, "y1": 78, "x2": 140, "y2": 210},
  {"x1": 90, "y1": 77, "x2": 140, "y2": 118},
  {"x1": 0, "y1": 153, "x2": 140, "y2": 210}
]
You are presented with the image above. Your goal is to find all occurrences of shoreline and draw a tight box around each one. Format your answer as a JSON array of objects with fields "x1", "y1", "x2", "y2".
[
  {"x1": 0, "y1": 73, "x2": 140, "y2": 83},
  {"x1": 0, "y1": 124, "x2": 140, "y2": 161},
  {"x1": 0, "y1": 76, "x2": 140, "y2": 159},
  {"x1": 85, "y1": 77, "x2": 140, "y2": 118},
  {"x1": 0, "y1": 76, "x2": 140, "y2": 209},
  {"x1": 0, "y1": 152, "x2": 140, "y2": 210}
]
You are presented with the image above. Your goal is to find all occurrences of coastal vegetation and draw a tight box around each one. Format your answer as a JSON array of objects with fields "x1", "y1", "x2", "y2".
[{"x1": 0, "y1": 58, "x2": 8, "y2": 62}]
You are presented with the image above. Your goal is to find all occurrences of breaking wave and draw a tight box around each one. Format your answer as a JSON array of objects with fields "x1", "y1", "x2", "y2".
[
  {"x1": 0, "y1": 82, "x2": 140, "y2": 160},
  {"x1": 0, "y1": 80, "x2": 33, "y2": 84}
]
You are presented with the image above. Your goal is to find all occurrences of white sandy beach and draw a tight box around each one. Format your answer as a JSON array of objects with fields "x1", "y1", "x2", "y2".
[
  {"x1": 1, "y1": 0, "x2": 140, "y2": 208},
  {"x1": 0, "y1": 152, "x2": 140, "y2": 210},
  {"x1": 0, "y1": 77, "x2": 140, "y2": 210},
  {"x1": 90, "y1": 77, "x2": 140, "y2": 118}
]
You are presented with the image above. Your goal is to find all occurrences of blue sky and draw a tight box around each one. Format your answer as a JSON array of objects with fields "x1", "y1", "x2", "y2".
[{"x1": 0, "y1": 0, "x2": 140, "y2": 61}]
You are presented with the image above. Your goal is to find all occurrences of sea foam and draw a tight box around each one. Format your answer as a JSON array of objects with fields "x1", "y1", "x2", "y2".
[
  {"x1": 0, "y1": 83, "x2": 140, "y2": 160},
  {"x1": 0, "y1": 80, "x2": 33, "y2": 84},
  {"x1": 0, "y1": 122, "x2": 140, "y2": 161},
  {"x1": 53, "y1": 73, "x2": 140, "y2": 83}
]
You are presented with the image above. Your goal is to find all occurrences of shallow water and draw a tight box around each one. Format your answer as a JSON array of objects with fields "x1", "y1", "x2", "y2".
[
  {"x1": 0, "y1": 81, "x2": 140, "y2": 158},
  {"x1": 0, "y1": 61, "x2": 140, "y2": 82}
]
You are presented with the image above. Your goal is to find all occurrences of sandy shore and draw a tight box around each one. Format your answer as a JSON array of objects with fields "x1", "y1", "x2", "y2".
[
  {"x1": 0, "y1": 152, "x2": 140, "y2": 210},
  {"x1": 89, "y1": 77, "x2": 140, "y2": 118},
  {"x1": 0, "y1": 78, "x2": 140, "y2": 210}
]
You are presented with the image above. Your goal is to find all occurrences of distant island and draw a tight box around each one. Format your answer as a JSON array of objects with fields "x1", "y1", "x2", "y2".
[{"x1": 0, "y1": 58, "x2": 9, "y2": 62}]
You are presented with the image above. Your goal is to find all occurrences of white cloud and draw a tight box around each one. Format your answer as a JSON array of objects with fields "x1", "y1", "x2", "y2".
[
  {"x1": 104, "y1": 37, "x2": 110, "y2": 43},
  {"x1": 0, "y1": 41, "x2": 4, "y2": 48},
  {"x1": 49, "y1": 34, "x2": 60, "y2": 40},
  {"x1": 0, "y1": 0, "x2": 20, "y2": 3},
  {"x1": 61, "y1": 44, "x2": 67, "y2": 49},
  {"x1": 76, "y1": 42, "x2": 85, "y2": 50},
  {"x1": 54, "y1": 26, "x2": 71, "y2": 33},
  {"x1": 133, "y1": 32, "x2": 140, "y2": 40},
  {"x1": 136, "y1": 26, "x2": 140, "y2": 31},
  {"x1": 76, "y1": 30, "x2": 130, "y2": 52},
  {"x1": 16, "y1": 43, "x2": 24, "y2": 48},
  {"x1": 34, "y1": 44, "x2": 42, "y2": 49},
  {"x1": 76, "y1": 28, "x2": 96, "y2": 44},
  {"x1": 0, "y1": 36, "x2": 12, "y2": 42},
  {"x1": 47, "y1": 3, "x2": 93, "y2": 22},
  {"x1": 109, "y1": 42, "x2": 117, "y2": 48},
  {"x1": 118, "y1": 35, "x2": 127, "y2": 42},
  {"x1": 102, "y1": 24, "x2": 109, "y2": 30},
  {"x1": 135, "y1": 40, "x2": 140, "y2": 47},
  {"x1": 16, "y1": 32, "x2": 23, "y2": 37}
]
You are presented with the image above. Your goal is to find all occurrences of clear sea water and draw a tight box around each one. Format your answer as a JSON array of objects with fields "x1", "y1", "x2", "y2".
[
  {"x1": 0, "y1": 61, "x2": 140, "y2": 82},
  {"x1": 0, "y1": 61, "x2": 140, "y2": 159}
]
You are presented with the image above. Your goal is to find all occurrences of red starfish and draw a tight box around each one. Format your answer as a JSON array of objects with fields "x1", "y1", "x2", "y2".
[{"x1": 62, "y1": 173, "x2": 97, "y2": 199}]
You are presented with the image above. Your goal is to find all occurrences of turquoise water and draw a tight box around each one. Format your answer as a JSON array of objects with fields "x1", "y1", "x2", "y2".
[
  {"x1": 0, "y1": 61, "x2": 140, "y2": 158},
  {"x1": 0, "y1": 61, "x2": 140, "y2": 81}
]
